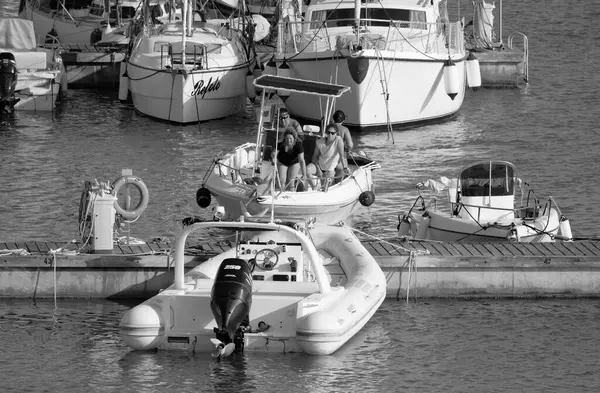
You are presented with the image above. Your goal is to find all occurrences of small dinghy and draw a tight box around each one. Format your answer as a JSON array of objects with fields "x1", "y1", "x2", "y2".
[
  {"x1": 398, "y1": 160, "x2": 573, "y2": 243},
  {"x1": 119, "y1": 218, "x2": 386, "y2": 355}
]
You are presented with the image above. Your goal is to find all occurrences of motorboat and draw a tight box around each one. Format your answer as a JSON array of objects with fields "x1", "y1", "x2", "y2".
[
  {"x1": 121, "y1": 0, "x2": 257, "y2": 123},
  {"x1": 269, "y1": 0, "x2": 481, "y2": 130},
  {"x1": 119, "y1": 218, "x2": 387, "y2": 355},
  {"x1": 398, "y1": 161, "x2": 573, "y2": 243},
  {"x1": 0, "y1": 16, "x2": 66, "y2": 112},
  {"x1": 196, "y1": 74, "x2": 379, "y2": 224}
]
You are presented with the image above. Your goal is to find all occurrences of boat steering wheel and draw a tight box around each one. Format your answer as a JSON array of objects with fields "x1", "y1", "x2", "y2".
[{"x1": 254, "y1": 248, "x2": 279, "y2": 270}]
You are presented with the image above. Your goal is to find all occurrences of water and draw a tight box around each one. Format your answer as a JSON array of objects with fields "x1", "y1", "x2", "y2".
[
  {"x1": 1, "y1": 298, "x2": 599, "y2": 392},
  {"x1": 2, "y1": 0, "x2": 600, "y2": 390}
]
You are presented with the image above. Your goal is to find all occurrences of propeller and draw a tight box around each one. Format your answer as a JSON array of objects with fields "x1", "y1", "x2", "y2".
[{"x1": 210, "y1": 338, "x2": 236, "y2": 360}]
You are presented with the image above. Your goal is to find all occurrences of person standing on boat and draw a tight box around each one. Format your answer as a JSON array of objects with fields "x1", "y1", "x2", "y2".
[
  {"x1": 307, "y1": 124, "x2": 349, "y2": 190},
  {"x1": 278, "y1": 108, "x2": 304, "y2": 141},
  {"x1": 332, "y1": 109, "x2": 353, "y2": 183},
  {"x1": 332, "y1": 110, "x2": 353, "y2": 152},
  {"x1": 275, "y1": 130, "x2": 307, "y2": 191}
]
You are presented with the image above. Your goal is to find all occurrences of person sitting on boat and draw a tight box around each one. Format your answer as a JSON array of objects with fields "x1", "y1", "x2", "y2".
[
  {"x1": 278, "y1": 108, "x2": 304, "y2": 141},
  {"x1": 275, "y1": 129, "x2": 308, "y2": 191},
  {"x1": 307, "y1": 124, "x2": 349, "y2": 190}
]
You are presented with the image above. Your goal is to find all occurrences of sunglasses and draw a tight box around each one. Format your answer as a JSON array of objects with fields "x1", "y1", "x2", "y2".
[
  {"x1": 326, "y1": 131, "x2": 337, "y2": 135},
  {"x1": 280, "y1": 115, "x2": 289, "y2": 119}
]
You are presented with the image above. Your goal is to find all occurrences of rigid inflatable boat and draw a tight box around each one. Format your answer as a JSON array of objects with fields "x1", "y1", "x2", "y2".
[{"x1": 119, "y1": 218, "x2": 386, "y2": 355}]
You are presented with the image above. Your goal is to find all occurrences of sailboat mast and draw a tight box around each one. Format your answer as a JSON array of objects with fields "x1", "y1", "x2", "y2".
[
  {"x1": 354, "y1": 0, "x2": 361, "y2": 42},
  {"x1": 182, "y1": 0, "x2": 188, "y2": 66}
]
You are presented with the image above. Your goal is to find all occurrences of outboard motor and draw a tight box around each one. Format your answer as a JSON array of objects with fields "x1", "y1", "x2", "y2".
[
  {"x1": 0, "y1": 52, "x2": 19, "y2": 113},
  {"x1": 210, "y1": 258, "x2": 253, "y2": 350}
]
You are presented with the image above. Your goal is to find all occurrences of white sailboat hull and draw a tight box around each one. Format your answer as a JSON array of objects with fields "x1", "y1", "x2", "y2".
[
  {"x1": 280, "y1": 52, "x2": 467, "y2": 128},
  {"x1": 127, "y1": 63, "x2": 248, "y2": 123}
]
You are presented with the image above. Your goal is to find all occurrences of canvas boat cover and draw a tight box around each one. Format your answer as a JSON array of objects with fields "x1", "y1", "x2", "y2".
[
  {"x1": 0, "y1": 0, "x2": 21, "y2": 18},
  {"x1": 0, "y1": 18, "x2": 37, "y2": 50},
  {"x1": 254, "y1": 75, "x2": 350, "y2": 98},
  {"x1": 473, "y1": 0, "x2": 495, "y2": 49}
]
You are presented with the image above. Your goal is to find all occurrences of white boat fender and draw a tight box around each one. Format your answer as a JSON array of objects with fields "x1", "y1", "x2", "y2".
[
  {"x1": 111, "y1": 176, "x2": 149, "y2": 221},
  {"x1": 245, "y1": 69, "x2": 256, "y2": 102},
  {"x1": 397, "y1": 212, "x2": 413, "y2": 236},
  {"x1": 466, "y1": 52, "x2": 481, "y2": 90},
  {"x1": 415, "y1": 213, "x2": 430, "y2": 239},
  {"x1": 557, "y1": 215, "x2": 573, "y2": 241},
  {"x1": 443, "y1": 59, "x2": 459, "y2": 100},
  {"x1": 196, "y1": 186, "x2": 211, "y2": 208},
  {"x1": 359, "y1": 190, "x2": 375, "y2": 206}
]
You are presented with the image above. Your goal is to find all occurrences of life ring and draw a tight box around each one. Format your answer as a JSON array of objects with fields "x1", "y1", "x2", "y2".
[{"x1": 111, "y1": 176, "x2": 149, "y2": 221}]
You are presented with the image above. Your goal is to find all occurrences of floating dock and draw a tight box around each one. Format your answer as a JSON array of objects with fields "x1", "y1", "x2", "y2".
[
  {"x1": 2, "y1": 239, "x2": 599, "y2": 300},
  {"x1": 55, "y1": 44, "x2": 127, "y2": 89}
]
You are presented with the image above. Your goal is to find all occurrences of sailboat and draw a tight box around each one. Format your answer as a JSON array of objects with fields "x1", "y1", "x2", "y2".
[
  {"x1": 121, "y1": 0, "x2": 257, "y2": 123},
  {"x1": 270, "y1": 0, "x2": 481, "y2": 130}
]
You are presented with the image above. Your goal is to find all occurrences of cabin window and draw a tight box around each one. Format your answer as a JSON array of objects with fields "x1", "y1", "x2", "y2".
[
  {"x1": 309, "y1": 8, "x2": 427, "y2": 29},
  {"x1": 110, "y1": 6, "x2": 138, "y2": 20},
  {"x1": 460, "y1": 163, "x2": 515, "y2": 197}
]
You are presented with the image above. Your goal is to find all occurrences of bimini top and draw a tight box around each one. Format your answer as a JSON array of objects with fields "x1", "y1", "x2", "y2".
[
  {"x1": 458, "y1": 161, "x2": 517, "y2": 197},
  {"x1": 254, "y1": 75, "x2": 350, "y2": 98}
]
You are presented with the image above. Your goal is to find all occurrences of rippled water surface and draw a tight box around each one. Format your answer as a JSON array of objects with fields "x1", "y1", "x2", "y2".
[
  {"x1": 1, "y1": 0, "x2": 600, "y2": 391},
  {"x1": 1, "y1": 1, "x2": 600, "y2": 243},
  {"x1": 1, "y1": 298, "x2": 599, "y2": 392}
]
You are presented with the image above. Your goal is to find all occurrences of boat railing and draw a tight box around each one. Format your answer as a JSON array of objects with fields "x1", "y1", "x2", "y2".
[
  {"x1": 507, "y1": 32, "x2": 529, "y2": 84},
  {"x1": 277, "y1": 19, "x2": 464, "y2": 56}
]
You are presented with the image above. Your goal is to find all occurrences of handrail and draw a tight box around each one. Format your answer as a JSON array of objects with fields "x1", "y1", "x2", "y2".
[{"x1": 508, "y1": 32, "x2": 529, "y2": 84}]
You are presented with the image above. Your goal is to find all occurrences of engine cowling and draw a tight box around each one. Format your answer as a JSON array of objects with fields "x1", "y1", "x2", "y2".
[
  {"x1": 0, "y1": 52, "x2": 18, "y2": 112},
  {"x1": 210, "y1": 258, "x2": 253, "y2": 343}
]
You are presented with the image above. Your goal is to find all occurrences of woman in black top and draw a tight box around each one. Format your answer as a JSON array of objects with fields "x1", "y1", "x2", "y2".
[{"x1": 276, "y1": 130, "x2": 307, "y2": 190}]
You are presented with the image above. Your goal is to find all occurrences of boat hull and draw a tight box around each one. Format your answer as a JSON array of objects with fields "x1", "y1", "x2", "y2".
[
  {"x1": 202, "y1": 143, "x2": 376, "y2": 224},
  {"x1": 278, "y1": 53, "x2": 467, "y2": 129},
  {"x1": 21, "y1": 5, "x2": 105, "y2": 45},
  {"x1": 410, "y1": 208, "x2": 561, "y2": 243},
  {"x1": 127, "y1": 64, "x2": 248, "y2": 123}
]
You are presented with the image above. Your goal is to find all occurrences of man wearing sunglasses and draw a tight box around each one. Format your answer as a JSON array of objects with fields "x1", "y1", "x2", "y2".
[
  {"x1": 307, "y1": 124, "x2": 349, "y2": 190},
  {"x1": 277, "y1": 108, "x2": 304, "y2": 141}
]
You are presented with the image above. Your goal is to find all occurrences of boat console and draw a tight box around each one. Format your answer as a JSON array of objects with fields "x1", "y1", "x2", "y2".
[{"x1": 236, "y1": 241, "x2": 306, "y2": 283}]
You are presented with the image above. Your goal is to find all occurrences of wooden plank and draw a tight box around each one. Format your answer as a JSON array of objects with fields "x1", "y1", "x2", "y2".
[
  {"x1": 38, "y1": 242, "x2": 51, "y2": 253},
  {"x1": 571, "y1": 242, "x2": 598, "y2": 256},
  {"x1": 444, "y1": 243, "x2": 471, "y2": 257},
  {"x1": 367, "y1": 242, "x2": 389, "y2": 256},
  {"x1": 501, "y1": 243, "x2": 527, "y2": 256},
  {"x1": 472, "y1": 244, "x2": 494, "y2": 256},
  {"x1": 460, "y1": 243, "x2": 483, "y2": 256},
  {"x1": 422, "y1": 243, "x2": 446, "y2": 256},
  {"x1": 581, "y1": 241, "x2": 600, "y2": 254},
  {"x1": 362, "y1": 242, "x2": 381, "y2": 256},
  {"x1": 487, "y1": 243, "x2": 513, "y2": 257},
  {"x1": 377, "y1": 241, "x2": 400, "y2": 256}
]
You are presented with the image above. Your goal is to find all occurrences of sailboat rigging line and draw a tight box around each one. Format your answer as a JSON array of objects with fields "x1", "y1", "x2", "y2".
[
  {"x1": 374, "y1": 48, "x2": 394, "y2": 143},
  {"x1": 191, "y1": 70, "x2": 201, "y2": 123},
  {"x1": 167, "y1": 71, "x2": 176, "y2": 122}
]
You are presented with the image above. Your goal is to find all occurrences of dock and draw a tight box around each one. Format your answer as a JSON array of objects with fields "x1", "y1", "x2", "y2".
[
  {"x1": 53, "y1": 43, "x2": 127, "y2": 89},
  {"x1": 2, "y1": 239, "x2": 599, "y2": 300}
]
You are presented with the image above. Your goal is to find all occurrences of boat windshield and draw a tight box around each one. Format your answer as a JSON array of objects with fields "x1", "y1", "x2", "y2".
[
  {"x1": 309, "y1": 8, "x2": 427, "y2": 29},
  {"x1": 460, "y1": 162, "x2": 515, "y2": 197}
]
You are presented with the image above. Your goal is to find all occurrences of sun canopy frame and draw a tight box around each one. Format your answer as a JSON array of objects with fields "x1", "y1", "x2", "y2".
[{"x1": 253, "y1": 75, "x2": 350, "y2": 98}]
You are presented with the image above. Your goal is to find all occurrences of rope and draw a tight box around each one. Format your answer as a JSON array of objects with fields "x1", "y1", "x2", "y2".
[{"x1": 374, "y1": 48, "x2": 394, "y2": 143}]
